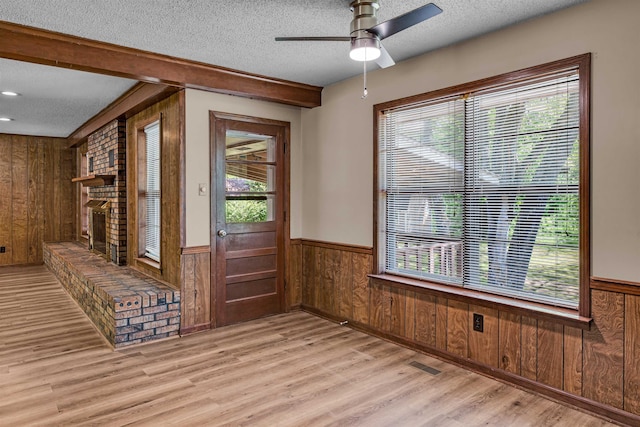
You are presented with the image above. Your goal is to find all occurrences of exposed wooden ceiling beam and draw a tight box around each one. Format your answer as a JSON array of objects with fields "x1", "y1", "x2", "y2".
[
  {"x1": 0, "y1": 20, "x2": 322, "y2": 108},
  {"x1": 67, "y1": 83, "x2": 181, "y2": 148}
]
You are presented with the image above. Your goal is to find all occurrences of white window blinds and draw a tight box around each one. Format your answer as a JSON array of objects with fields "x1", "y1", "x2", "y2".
[
  {"x1": 379, "y1": 69, "x2": 581, "y2": 308},
  {"x1": 144, "y1": 121, "x2": 161, "y2": 262},
  {"x1": 380, "y1": 98, "x2": 465, "y2": 285}
]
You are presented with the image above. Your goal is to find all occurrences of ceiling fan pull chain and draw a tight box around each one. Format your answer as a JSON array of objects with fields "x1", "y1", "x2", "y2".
[{"x1": 362, "y1": 51, "x2": 368, "y2": 99}]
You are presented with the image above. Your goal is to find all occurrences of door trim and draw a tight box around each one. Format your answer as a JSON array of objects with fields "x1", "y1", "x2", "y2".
[{"x1": 209, "y1": 111, "x2": 291, "y2": 327}]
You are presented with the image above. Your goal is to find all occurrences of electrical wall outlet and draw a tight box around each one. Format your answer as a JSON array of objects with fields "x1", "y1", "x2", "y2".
[
  {"x1": 0, "y1": 246, "x2": 5, "y2": 253},
  {"x1": 473, "y1": 313, "x2": 484, "y2": 332}
]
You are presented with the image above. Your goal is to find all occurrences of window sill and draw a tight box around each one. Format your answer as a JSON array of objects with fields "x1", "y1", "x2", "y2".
[
  {"x1": 135, "y1": 257, "x2": 161, "y2": 274},
  {"x1": 369, "y1": 273, "x2": 592, "y2": 330}
]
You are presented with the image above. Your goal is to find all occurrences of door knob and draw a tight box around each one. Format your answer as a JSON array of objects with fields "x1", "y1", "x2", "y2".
[{"x1": 217, "y1": 229, "x2": 227, "y2": 238}]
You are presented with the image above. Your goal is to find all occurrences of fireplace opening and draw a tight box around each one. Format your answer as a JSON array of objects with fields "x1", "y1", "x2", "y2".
[
  {"x1": 85, "y1": 200, "x2": 109, "y2": 258},
  {"x1": 92, "y1": 211, "x2": 107, "y2": 255}
]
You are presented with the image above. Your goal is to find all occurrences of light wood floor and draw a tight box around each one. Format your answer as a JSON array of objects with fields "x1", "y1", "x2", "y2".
[{"x1": 0, "y1": 265, "x2": 617, "y2": 426}]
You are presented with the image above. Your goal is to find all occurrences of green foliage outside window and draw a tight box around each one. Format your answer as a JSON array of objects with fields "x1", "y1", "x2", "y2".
[{"x1": 225, "y1": 175, "x2": 268, "y2": 223}]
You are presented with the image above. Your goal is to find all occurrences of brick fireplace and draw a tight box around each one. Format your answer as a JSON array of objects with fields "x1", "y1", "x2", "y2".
[
  {"x1": 50, "y1": 118, "x2": 181, "y2": 347},
  {"x1": 85, "y1": 119, "x2": 127, "y2": 265}
]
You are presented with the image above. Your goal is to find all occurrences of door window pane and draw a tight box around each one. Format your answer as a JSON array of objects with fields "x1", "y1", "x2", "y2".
[
  {"x1": 226, "y1": 195, "x2": 275, "y2": 223},
  {"x1": 225, "y1": 130, "x2": 276, "y2": 223}
]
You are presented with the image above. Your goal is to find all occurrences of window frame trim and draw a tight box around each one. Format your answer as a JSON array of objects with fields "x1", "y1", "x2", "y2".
[
  {"x1": 373, "y1": 53, "x2": 591, "y2": 318},
  {"x1": 136, "y1": 113, "x2": 163, "y2": 266}
]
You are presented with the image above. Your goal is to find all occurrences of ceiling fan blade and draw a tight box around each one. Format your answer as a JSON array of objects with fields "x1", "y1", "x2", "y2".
[
  {"x1": 367, "y1": 3, "x2": 442, "y2": 40},
  {"x1": 275, "y1": 36, "x2": 351, "y2": 42},
  {"x1": 375, "y1": 44, "x2": 395, "y2": 68}
]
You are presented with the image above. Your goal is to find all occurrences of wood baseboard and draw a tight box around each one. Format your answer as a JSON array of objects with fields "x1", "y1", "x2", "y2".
[
  {"x1": 180, "y1": 322, "x2": 211, "y2": 336},
  {"x1": 301, "y1": 304, "x2": 640, "y2": 427}
]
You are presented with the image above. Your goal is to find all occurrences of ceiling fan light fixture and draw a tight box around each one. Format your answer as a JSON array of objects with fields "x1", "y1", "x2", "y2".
[{"x1": 350, "y1": 37, "x2": 381, "y2": 62}]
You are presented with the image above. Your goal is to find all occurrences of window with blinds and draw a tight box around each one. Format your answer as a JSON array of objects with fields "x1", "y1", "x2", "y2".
[
  {"x1": 143, "y1": 121, "x2": 161, "y2": 262},
  {"x1": 377, "y1": 61, "x2": 586, "y2": 309}
]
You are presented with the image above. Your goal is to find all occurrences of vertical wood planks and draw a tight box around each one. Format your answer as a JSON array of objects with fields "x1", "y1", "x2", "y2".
[
  {"x1": 288, "y1": 241, "x2": 302, "y2": 308},
  {"x1": 35, "y1": 139, "x2": 45, "y2": 261},
  {"x1": 50, "y1": 139, "x2": 62, "y2": 241},
  {"x1": 435, "y1": 297, "x2": 448, "y2": 350},
  {"x1": 60, "y1": 142, "x2": 76, "y2": 240},
  {"x1": 404, "y1": 290, "x2": 416, "y2": 340},
  {"x1": 194, "y1": 252, "x2": 211, "y2": 326},
  {"x1": 0, "y1": 134, "x2": 73, "y2": 266},
  {"x1": 180, "y1": 252, "x2": 196, "y2": 329},
  {"x1": 499, "y1": 312, "x2": 521, "y2": 374},
  {"x1": 521, "y1": 316, "x2": 538, "y2": 381},
  {"x1": 300, "y1": 242, "x2": 371, "y2": 326},
  {"x1": 179, "y1": 251, "x2": 211, "y2": 332},
  {"x1": 415, "y1": 292, "x2": 436, "y2": 347},
  {"x1": 468, "y1": 305, "x2": 498, "y2": 367},
  {"x1": 301, "y1": 245, "x2": 315, "y2": 307},
  {"x1": 320, "y1": 248, "x2": 339, "y2": 314},
  {"x1": 164, "y1": 96, "x2": 182, "y2": 287},
  {"x1": 537, "y1": 320, "x2": 564, "y2": 389},
  {"x1": 446, "y1": 299, "x2": 468, "y2": 357},
  {"x1": 351, "y1": 252, "x2": 371, "y2": 325},
  {"x1": 624, "y1": 295, "x2": 640, "y2": 414},
  {"x1": 27, "y1": 139, "x2": 41, "y2": 264},
  {"x1": 11, "y1": 139, "x2": 28, "y2": 264},
  {"x1": 563, "y1": 325, "x2": 583, "y2": 396},
  {"x1": 0, "y1": 136, "x2": 11, "y2": 265},
  {"x1": 313, "y1": 246, "x2": 324, "y2": 311},
  {"x1": 370, "y1": 280, "x2": 386, "y2": 331},
  {"x1": 42, "y1": 140, "x2": 54, "y2": 243},
  {"x1": 583, "y1": 290, "x2": 624, "y2": 409},
  {"x1": 389, "y1": 286, "x2": 405, "y2": 337},
  {"x1": 336, "y1": 250, "x2": 353, "y2": 319}
]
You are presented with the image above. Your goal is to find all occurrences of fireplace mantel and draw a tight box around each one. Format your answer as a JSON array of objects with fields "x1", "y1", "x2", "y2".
[{"x1": 72, "y1": 174, "x2": 115, "y2": 187}]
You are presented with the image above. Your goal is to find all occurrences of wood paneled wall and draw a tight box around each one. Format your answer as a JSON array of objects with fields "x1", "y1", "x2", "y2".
[
  {"x1": 0, "y1": 134, "x2": 75, "y2": 266},
  {"x1": 297, "y1": 239, "x2": 640, "y2": 424},
  {"x1": 288, "y1": 239, "x2": 303, "y2": 309},
  {"x1": 126, "y1": 92, "x2": 183, "y2": 287},
  {"x1": 180, "y1": 246, "x2": 211, "y2": 334}
]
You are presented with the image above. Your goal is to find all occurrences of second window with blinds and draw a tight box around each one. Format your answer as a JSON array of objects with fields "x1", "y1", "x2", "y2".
[
  {"x1": 375, "y1": 55, "x2": 590, "y2": 312},
  {"x1": 138, "y1": 119, "x2": 161, "y2": 264}
]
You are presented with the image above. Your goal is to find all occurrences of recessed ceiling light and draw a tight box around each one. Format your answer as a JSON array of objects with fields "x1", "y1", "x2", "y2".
[
  {"x1": 1, "y1": 91, "x2": 19, "y2": 97},
  {"x1": 0, "y1": 117, "x2": 14, "y2": 122}
]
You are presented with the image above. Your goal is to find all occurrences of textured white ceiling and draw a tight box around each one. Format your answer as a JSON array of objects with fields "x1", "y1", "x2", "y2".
[
  {"x1": 0, "y1": 0, "x2": 589, "y2": 137},
  {"x1": 0, "y1": 59, "x2": 137, "y2": 137}
]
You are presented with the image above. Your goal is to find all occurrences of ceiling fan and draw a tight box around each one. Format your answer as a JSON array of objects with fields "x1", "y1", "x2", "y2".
[{"x1": 275, "y1": 1, "x2": 443, "y2": 69}]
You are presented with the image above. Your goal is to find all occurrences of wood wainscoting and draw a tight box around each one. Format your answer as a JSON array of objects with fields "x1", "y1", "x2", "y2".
[
  {"x1": 296, "y1": 239, "x2": 640, "y2": 426},
  {"x1": 288, "y1": 239, "x2": 304, "y2": 310},
  {"x1": 0, "y1": 134, "x2": 75, "y2": 266},
  {"x1": 180, "y1": 246, "x2": 211, "y2": 335}
]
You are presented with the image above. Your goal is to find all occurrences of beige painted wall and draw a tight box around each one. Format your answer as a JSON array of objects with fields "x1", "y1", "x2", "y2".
[
  {"x1": 184, "y1": 89, "x2": 303, "y2": 247},
  {"x1": 301, "y1": 0, "x2": 640, "y2": 282}
]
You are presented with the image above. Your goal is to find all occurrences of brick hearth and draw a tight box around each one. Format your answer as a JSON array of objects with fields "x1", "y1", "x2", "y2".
[{"x1": 44, "y1": 241, "x2": 180, "y2": 347}]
